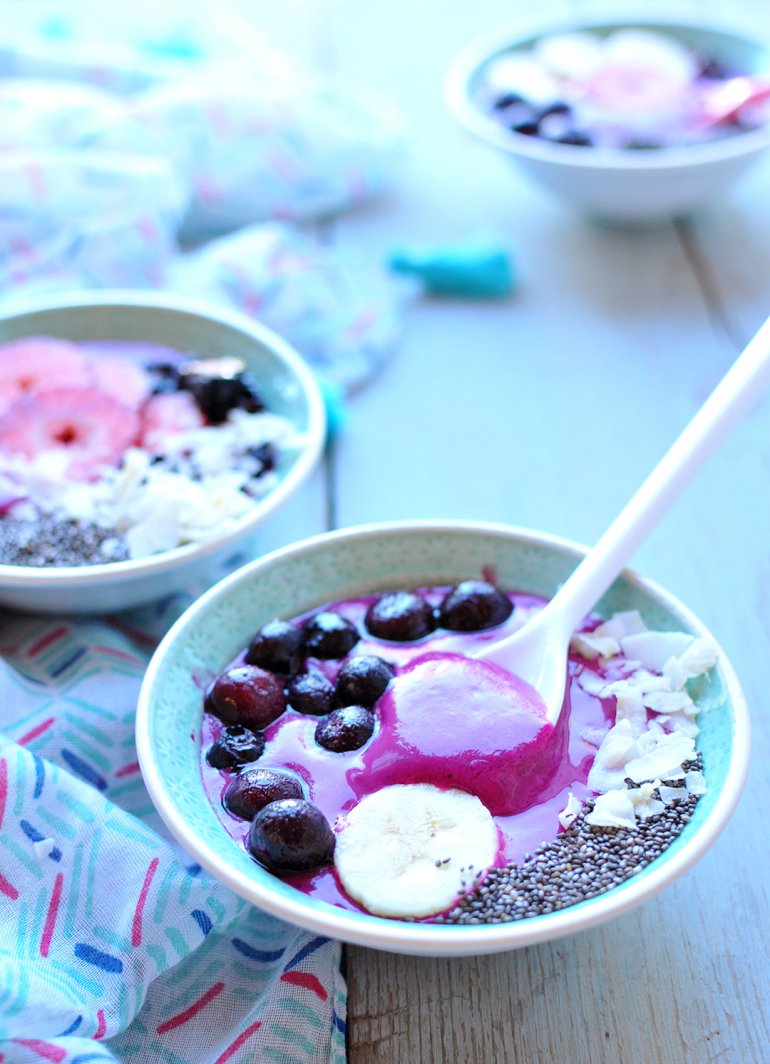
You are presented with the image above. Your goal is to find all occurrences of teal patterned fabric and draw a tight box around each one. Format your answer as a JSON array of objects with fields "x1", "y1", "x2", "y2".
[{"x1": 0, "y1": 603, "x2": 347, "y2": 1063}]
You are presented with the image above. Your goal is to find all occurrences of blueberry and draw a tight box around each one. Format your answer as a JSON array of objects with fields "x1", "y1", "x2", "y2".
[
  {"x1": 303, "y1": 611, "x2": 359, "y2": 659},
  {"x1": 438, "y1": 580, "x2": 513, "y2": 631},
  {"x1": 334, "y1": 655, "x2": 394, "y2": 708},
  {"x1": 207, "y1": 665, "x2": 285, "y2": 729},
  {"x1": 245, "y1": 619, "x2": 304, "y2": 674},
  {"x1": 315, "y1": 706, "x2": 375, "y2": 752},
  {"x1": 364, "y1": 591, "x2": 435, "y2": 642},
  {"x1": 246, "y1": 442, "x2": 276, "y2": 478},
  {"x1": 623, "y1": 138, "x2": 663, "y2": 151},
  {"x1": 147, "y1": 362, "x2": 181, "y2": 395},
  {"x1": 181, "y1": 372, "x2": 264, "y2": 425},
  {"x1": 224, "y1": 767, "x2": 303, "y2": 820},
  {"x1": 206, "y1": 725, "x2": 265, "y2": 770},
  {"x1": 492, "y1": 91, "x2": 525, "y2": 110},
  {"x1": 511, "y1": 118, "x2": 539, "y2": 136},
  {"x1": 554, "y1": 130, "x2": 592, "y2": 147},
  {"x1": 538, "y1": 101, "x2": 571, "y2": 120},
  {"x1": 247, "y1": 799, "x2": 335, "y2": 873},
  {"x1": 286, "y1": 671, "x2": 334, "y2": 716}
]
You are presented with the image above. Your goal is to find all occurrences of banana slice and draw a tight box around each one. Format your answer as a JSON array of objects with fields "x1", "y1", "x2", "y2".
[{"x1": 334, "y1": 784, "x2": 499, "y2": 918}]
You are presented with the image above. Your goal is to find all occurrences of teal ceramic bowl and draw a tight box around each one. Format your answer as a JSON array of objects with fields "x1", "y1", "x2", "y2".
[
  {"x1": 0, "y1": 290, "x2": 325, "y2": 614},
  {"x1": 136, "y1": 521, "x2": 750, "y2": 956}
]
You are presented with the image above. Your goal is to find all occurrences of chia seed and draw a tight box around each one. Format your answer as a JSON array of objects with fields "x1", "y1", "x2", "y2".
[
  {"x1": 0, "y1": 515, "x2": 129, "y2": 567},
  {"x1": 438, "y1": 756, "x2": 703, "y2": 925}
]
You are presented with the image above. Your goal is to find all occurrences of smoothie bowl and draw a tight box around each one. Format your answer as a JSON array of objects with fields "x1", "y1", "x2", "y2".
[
  {"x1": 0, "y1": 291, "x2": 325, "y2": 614},
  {"x1": 445, "y1": 17, "x2": 770, "y2": 221},
  {"x1": 136, "y1": 521, "x2": 749, "y2": 956}
]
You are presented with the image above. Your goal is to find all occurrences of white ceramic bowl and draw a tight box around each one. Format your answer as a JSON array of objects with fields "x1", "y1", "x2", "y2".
[
  {"x1": 0, "y1": 291, "x2": 326, "y2": 614},
  {"x1": 445, "y1": 16, "x2": 770, "y2": 222},
  {"x1": 136, "y1": 521, "x2": 750, "y2": 957}
]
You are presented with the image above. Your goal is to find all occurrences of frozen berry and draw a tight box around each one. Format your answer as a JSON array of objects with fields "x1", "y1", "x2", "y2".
[
  {"x1": 224, "y1": 767, "x2": 303, "y2": 820},
  {"x1": 554, "y1": 130, "x2": 592, "y2": 147},
  {"x1": 511, "y1": 118, "x2": 539, "y2": 136},
  {"x1": 246, "y1": 442, "x2": 276, "y2": 477},
  {"x1": 334, "y1": 655, "x2": 394, "y2": 708},
  {"x1": 181, "y1": 372, "x2": 264, "y2": 425},
  {"x1": 492, "y1": 91, "x2": 525, "y2": 110},
  {"x1": 364, "y1": 591, "x2": 435, "y2": 642},
  {"x1": 303, "y1": 611, "x2": 359, "y2": 659},
  {"x1": 286, "y1": 671, "x2": 334, "y2": 716},
  {"x1": 207, "y1": 665, "x2": 285, "y2": 729},
  {"x1": 245, "y1": 619, "x2": 304, "y2": 674},
  {"x1": 147, "y1": 362, "x2": 182, "y2": 395},
  {"x1": 206, "y1": 725, "x2": 265, "y2": 770},
  {"x1": 315, "y1": 706, "x2": 375, "y2": 752},
  {"x1": 247, "y1": 799, "x2": 335, "y2": 873},
  {"x1": 438, "y1": 580, "x2": 513, "y2": 631}
]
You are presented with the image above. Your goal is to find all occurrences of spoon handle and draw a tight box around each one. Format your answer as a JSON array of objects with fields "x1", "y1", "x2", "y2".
[{"x1": 547, "y1": 313, "x2": 770, "y2": 634}]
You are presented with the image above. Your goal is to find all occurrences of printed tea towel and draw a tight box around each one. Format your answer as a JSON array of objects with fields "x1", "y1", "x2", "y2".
[{"x1": 0, "y1": 603, "x2": 347, "y2": 1063}]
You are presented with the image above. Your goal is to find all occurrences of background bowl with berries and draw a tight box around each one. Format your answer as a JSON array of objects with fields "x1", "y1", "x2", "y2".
[
  {"x1": 0, "y1": 290, "x2": 326, "y2": 614},
  {"x1": 136, "y1": 521, "x2": 749, "y2": 957},
  {"x1": 445, "y1": 16, "x2": 770, "y2": 222}
]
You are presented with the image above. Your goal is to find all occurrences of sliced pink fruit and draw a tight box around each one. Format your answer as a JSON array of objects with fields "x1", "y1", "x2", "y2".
[
  {"x1": 0, "y1": 336, "x2": 92, "y2": 414},
  {"x1": 141, "y1": 391, "x2": 206, "y2": 452},
  {"x1": 0, "y1": 387, "x2": 140, "y2": 480},
  {"x1": 91, "y1": 355, "x2": 152, "y2": 409}
]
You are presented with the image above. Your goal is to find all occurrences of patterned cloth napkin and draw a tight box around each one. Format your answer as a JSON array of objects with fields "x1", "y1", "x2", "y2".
[{"x1": 0, "y1": 599, "x2": 347, "y2": 1063}]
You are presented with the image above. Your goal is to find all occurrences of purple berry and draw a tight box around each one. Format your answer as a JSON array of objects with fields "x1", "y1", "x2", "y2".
[
  {"x1": 303, "y1": 611, "x2": 359, "y2": 659},
  {"x1": 364, "y1": 591, "x2": 435, "y2": 642},
  {"x1": 511, "y1": 118, "x2": 539, "y2": 136},
  {"x1": 315, "y1": 706, "x2": 375, "y2": 752},
  {"x1": 206, "y1": 725, "x2": 264, "y2": 770},
  {"x1": 286, "y1": 671, "x2": 334, "y2": 716},
  {"x1": 224, "y1": 767, "x2": 303, "y2": 820},
  {"x1": 245, "y1": 619, "x2": 304, "y2": 674},
  {"x1": 247, "y1": 799, "x2": 335, "y2": 873},
  {"x1": 207, "y1": 665, "x2": 285, "y2": 730},
  {"x1": 439, "y1": 580, "x2": 513, "y2": 632},
  {"x1": 334, "y1": 655, "x2": 394, "y2": 708}
]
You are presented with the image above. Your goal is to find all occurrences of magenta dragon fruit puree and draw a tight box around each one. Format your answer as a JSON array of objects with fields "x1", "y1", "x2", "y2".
[{"x1": 198, "y1": 582, "x2": 646, "y2": 917}]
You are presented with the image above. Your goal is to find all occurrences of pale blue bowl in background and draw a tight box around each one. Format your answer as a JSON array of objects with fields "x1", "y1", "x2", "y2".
[
  {"x1": 446, "y1": 16, "x2": 770, "y2": 222},
  {"x1": 136, "y1": 521, "x2": 750, "y2": 957}
]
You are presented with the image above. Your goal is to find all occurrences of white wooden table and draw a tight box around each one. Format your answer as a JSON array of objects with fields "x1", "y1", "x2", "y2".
[
  {"x1": 25, "y1": 0, "x2": 770, "y2": 1058},
  {"x1": 251, "y1": 0, "x2": 770, "y2": 1059}
]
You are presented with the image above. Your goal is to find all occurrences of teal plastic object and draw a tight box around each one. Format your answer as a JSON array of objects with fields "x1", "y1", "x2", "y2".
[{"x1": 388, "y1": 240, "x2": 515, "y2": 297}]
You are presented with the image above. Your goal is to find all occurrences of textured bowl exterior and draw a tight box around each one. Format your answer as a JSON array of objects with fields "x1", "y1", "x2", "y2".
[
  {"x1": 445, "y1": 17, "x2": 770, "y2": 221},
  {"x1": 136, "y1": 521, "x2": 750, "y2": 956},
  {"x1": 0, "y1": 291, "x2": 326, "y2": 613}
]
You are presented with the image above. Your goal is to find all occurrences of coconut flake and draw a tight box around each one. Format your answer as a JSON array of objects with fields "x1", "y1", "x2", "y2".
[
  {"x1": 593, "y1": 610, "x2": 647, "y2": 641},
  {"x1": 655, "y1": 714, "x2": 700, "y2": 739},
  {"x1": 558, "y1": 792, "x2": 583, "y2": 828},
  {"x1": 624, "y1": 731, "x2": 696, "y2": 783},
  {"x1": 658, "y1": 784, "x2": 686, "y2": 805},
  {"x1": 586, "y1": 789, "x2": 636, "y2": 829},
  {"x1": 619, "y1": 631, "x2": 694, "y2": 672},
  {"x1": 570, "y1": 632, "x2": 620, "y2": 660},
  {"x1": 581, "y1": 725, "x2": 609, "y2": 749},
  {"x1": 643, "y1": 690, "x2": 697, "y2": 716},
  {"x1": 587, "y1": 719, "x2": 640, "y2": 792},
  {"x1": 629, "y1": 780, "x2": 665, "y2": 820},
  {"x1": 612, "y1": 685, "x2": 648, "y2": 736},
  {"x1": 576, "y1": 669, "x2": 607, "y2": 696},
  {"x1": 685, "y1": 770, "x2": 707, "y2": 796}
]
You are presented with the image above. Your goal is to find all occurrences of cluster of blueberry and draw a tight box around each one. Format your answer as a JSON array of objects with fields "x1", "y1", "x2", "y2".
[
  {"x1": 492, "y1": 95, "x2": 595, "y2": 147},
  {"x1": 148, "y1": 361, "x2": 266, "y2": 424},
  {"x1": 203, "y1": 580, "x2": 515, "y2": 878}
]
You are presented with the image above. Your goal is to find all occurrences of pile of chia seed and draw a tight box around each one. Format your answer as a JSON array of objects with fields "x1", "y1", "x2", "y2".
[
  {"x1": 439, "y1": 756, "x2": 703, "y2": 925},
  {"x1": 0, "y1": 515, "x2": 129, "y2": 567}
]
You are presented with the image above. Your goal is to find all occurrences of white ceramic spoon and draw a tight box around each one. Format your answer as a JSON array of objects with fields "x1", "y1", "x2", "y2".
[{"x1": 476, "y1": 313, "x2": 770, "y2": 725}]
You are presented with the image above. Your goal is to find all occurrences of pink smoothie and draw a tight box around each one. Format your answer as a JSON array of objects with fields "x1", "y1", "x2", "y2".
[{"x1": 200, "y1": 588, "x2": 614, "y2": 913}]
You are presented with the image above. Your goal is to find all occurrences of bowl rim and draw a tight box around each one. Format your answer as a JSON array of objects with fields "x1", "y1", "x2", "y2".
[
  {"x1": 0, "y1": 289, "x2": 327, "y2": 587},
  {"x1": 445, "y1": 12, "x2": 770, "y2": 171},
  {"x1": 135, "y1": 519, "x2": 751, "y2": 956}
]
